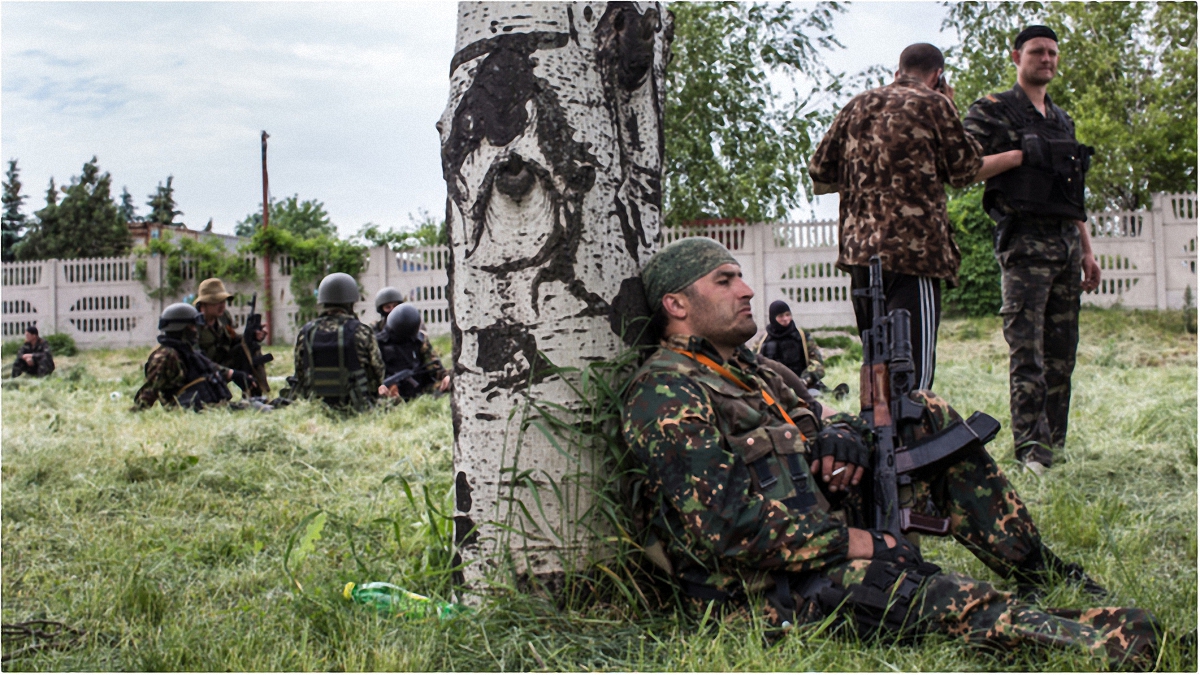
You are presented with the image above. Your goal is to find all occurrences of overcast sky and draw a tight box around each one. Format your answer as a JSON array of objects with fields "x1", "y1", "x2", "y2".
[{"x1": 2, "y1": 1, "x2": 955, "y2": 238}]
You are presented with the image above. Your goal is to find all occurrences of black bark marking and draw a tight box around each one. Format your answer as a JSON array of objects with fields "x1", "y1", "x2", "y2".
[
  {"x1": 454, "y1": 516, "x2": 479, "y2": 547},
  {"x1": 596, "y1": 3, "x2": 660, "y2": 91},
  {"x1": 567, "y1": 6, "x2": 579, "y2": 45},
  {"x1": 455, "y1": 471, "x2": 473, "y2": 511},
  {"x1": 474, "y1": 413, "x2": 498, "y2": 421},
  {"x1": 474, "y1": 322, "x2": 550, "y2": 392}
]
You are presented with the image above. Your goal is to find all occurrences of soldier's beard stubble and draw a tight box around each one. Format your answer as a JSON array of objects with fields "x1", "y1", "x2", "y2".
[{"x1": 689, "y1": 292, "x2": 758, "y2": 352}]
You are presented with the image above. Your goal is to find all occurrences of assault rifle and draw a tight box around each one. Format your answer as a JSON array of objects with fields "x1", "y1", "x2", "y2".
[
  {"x1": 235, "y1": 293, "x2": 273, "y2": 395},
  {"x1": 855, "y1": 256, "x2": 1001, "y2": 537},
  {"x1": 383, "y1": 363, "x2": 441, "y2": 400}
]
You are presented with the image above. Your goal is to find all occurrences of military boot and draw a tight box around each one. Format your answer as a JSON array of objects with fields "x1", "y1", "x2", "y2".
[
  {"x1": 1013, "y1": 544, "x2": 1109, "y2": 601},
  {"x1": 1015, "y1": 441, "x2": 1053, "y2": 476}
]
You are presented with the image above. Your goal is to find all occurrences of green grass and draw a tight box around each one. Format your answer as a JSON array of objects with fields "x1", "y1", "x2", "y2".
[{"x1": 1, "y1": 309, "x2": 1196, "y2": 671}]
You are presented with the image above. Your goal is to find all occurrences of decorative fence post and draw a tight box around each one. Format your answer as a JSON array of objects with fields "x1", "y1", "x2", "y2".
[{"x1": 439, "y1": 1, "x2": 672, "y2": 587}]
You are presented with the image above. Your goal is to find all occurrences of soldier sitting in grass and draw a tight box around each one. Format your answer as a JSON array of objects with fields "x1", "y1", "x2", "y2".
[
  {"x1": 193, "y1": 277, "x2": 270, "y2": 396},
  {"x1": 284, "y1": 272, "x2": 384, "y2": 412},
  {"x1": 11, "y1": 326, "x2": 55, "y2": 378},
  {"x1": 622, "y1": 237, "x2": 1161, "y2": 668},
  {"x1": 134, "y1": 303, "x2": 258, "y2": 411},
  {"x1": 375, "y1": 303, "x2": 449, "y2": 401}
]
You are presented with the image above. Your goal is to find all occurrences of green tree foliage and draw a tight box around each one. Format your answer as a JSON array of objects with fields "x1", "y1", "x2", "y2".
[
  {"x1": 664, "y1": 2, "x2": 843, "y2": 227},
  {"x1": 15, "y1": 158, "x2": 131, "y2": 260},
  {"x1": 356, "y1": 209, "x2": 448, "y2": 249},
  {"x1": 235, "y1": 195, "x2": 336, "y2": 239},
  {"x1": 247, "y1": 222, "x2": 367, "y2": 315},
  {"x1": 118, "y1": 187, "x2": 140, "y2": 223},
  {"x1": 2, "y1": 159, "x2": 27, "y2": 262},
  {"x1": 146, "y1": 176, "x2": 183, "y2": 225},
  {"x1": 943, "y1": 185, "x2": 1002, "y2": 317},
  {"x1": 944, "y1": 1, "x2": 1198, "y2": 211},
  {"x1": 134, "y1": 235, "x2": 258, "y2": 300}
]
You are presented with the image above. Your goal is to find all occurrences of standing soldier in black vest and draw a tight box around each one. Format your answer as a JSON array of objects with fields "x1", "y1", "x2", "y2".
[
  {"x1": 964, "y1": 26, "x2": 1102, "y2": 476},
  {"x1": 134, "y1": 303, "x2": 256, "y2": 410},
  {"x1": 286, "y1": 272, "x2": 384, "y2": 411},
  {"x1": 372, "y1": 287, "x2": 405, "y2": 333},
  {"x1": 11, "y1": 326, "x2": 55, "y2": 378},
  {"x1": 375, "y1": 303, "x2": 449, "y2": 401}
]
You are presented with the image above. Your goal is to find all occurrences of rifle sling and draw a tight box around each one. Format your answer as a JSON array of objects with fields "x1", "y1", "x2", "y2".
[
  {"x1": 670, "y1": 349, "x2": 802, "y2": 437},
  {"x1": 894, "y1": 411, "x2": 1001, "y2": 475}
]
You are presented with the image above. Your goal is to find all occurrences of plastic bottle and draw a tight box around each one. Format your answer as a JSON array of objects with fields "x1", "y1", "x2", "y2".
[{"x1": 342, "y1": 582, "x2": 470, "y2": 620}]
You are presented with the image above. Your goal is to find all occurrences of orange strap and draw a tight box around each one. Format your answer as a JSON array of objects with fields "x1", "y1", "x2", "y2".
[{"x1": 671, "y1": 349, "x2": 800, "y2": 432}]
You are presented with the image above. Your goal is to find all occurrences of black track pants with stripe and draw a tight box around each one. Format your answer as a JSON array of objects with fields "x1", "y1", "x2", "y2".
[{"x1": 849, "y1": 266, "x2": 942, "y2": 391}]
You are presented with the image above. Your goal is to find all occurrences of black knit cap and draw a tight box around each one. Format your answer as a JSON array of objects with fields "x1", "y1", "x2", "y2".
[
  {"x1": 1015, "y1": 25, "x2": 1058, "y2": 50},
  {"x1": 769, "y1": 300, "x2": 791, "y2": 323}
]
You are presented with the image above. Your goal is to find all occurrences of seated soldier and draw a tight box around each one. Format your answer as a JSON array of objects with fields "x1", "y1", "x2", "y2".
[
  {"x1": 11, "y1": 326, "x2": 55, "y2": 378},
  {"x1": 757, "y1": 300, "x2": 826, "y2": 395},
  {"x1": 622, "y1": 237, "x2": 1160, "y2": 668},
  {"x1": 372, "y1": 287, "x2": 405, "y2": 333},
  {"x1": 194, "y1": 277, "x2": 270, "y2": 396},
  {"x1": 285, "y1": 272, "x2": 384, "y2": 411},
  {"x1": 134, "y1": 303, "x2": 257, "y2": 411},
  {"x1": 375, "y1": 303, "x2": 450, "y2": 401}
]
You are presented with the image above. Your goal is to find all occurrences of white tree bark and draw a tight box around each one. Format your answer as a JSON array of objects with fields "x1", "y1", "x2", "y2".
[{"x1": 439, "y1": 1, "x2": 671, "y2": 588}]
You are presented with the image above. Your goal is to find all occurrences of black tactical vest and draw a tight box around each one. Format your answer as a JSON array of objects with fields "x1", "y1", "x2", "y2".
[
  {"x1": 300, "y1": 318, "x2": 371, "y2": 410},
  {"x1": 983, "y1": 89, "x2": 1093, "y2": 222}
]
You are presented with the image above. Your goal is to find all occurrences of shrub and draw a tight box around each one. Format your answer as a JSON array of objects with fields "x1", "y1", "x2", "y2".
[
  {"x1": 45, "y1": 332, "x2": 78, "y2": 356},
  {"x1": 1, "y1": 339, "x2": 21, "y2": 358},
  {"x1": 943, "y1": 186, "x2": 1002, "y2": 317}
]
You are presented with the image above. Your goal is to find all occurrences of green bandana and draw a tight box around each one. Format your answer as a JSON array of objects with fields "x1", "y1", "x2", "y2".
[{"x1": 641, "y1": 237, "x2": 739, "y2": 312}]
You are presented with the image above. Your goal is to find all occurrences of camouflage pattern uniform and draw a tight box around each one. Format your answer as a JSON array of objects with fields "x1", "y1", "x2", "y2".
[
  {"x1": 622, "y1": 333, "x2": 1158, "y2": 667},
  {"x1": 964, "y1": 87, "x2": 1083, "y2": 463},
  {"x1": 134, "y1": 346, "x2": 189, "y2": 409},
  {"x1": 289, "y1": 307, "x2": 385, "y2": 403},
  {"x1": 809, "y1": 73, "x2": 984, "y2": 283},
  {"x1": 11, "y1": 338, "x2": 55, "y2": 377}
]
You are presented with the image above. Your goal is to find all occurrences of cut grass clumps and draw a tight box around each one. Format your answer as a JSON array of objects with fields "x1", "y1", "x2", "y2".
[{"x1": 0, "y1": 310, "x2": 1195, "y2": 671}]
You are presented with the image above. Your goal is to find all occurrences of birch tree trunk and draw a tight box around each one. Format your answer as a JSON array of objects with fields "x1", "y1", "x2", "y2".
[{"x1": 439, "y1": 1, "x2": 672, "y2": 588}]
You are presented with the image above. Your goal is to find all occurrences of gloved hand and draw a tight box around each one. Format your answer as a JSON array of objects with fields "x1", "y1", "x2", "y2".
[
  {"x1": 869, "y1": 530, "x2": 924, "y2": 568},
  {"x1": 230, "y1": 370, "x2": 255, "y2": 392},
  {"x1": 811, "y1": 424, "x2": 871, "y2": 468}
]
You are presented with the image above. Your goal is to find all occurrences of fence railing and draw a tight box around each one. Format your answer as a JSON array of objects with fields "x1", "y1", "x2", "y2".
[{"x1": 2, "y1": 193, "x2": 1195, "y2": 349}]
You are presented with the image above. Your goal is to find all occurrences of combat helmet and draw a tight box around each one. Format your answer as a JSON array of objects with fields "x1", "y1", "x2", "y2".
[
  {"x1": 317, "y1": 273, "x2": 359, "y2": 306},
  {"x1": 374, "y1": 287, "x2": 405, "y2": 313},
  {"x1": 159, "y1": 302, "x2": 200, "y2": 332},
  {"x1": 387, "y1": 303, "x2": 422, "y2": 340}
]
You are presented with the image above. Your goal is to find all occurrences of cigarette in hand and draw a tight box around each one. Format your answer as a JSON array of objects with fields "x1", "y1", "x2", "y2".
[{"x1": 831, "y1": 466, "x2": 846, "y2": 477}]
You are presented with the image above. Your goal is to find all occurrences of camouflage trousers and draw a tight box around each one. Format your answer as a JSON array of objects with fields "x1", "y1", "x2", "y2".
[
  {"x1": 692, "y1": 446, "x2": 1159, "y2": 667},
  {"x1": 996, "y1": 224, "x2": 1083, "y2": 463}
]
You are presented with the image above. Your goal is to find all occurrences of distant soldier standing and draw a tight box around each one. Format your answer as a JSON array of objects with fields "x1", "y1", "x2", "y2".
[
  {"x1": 964, "y1": 26, "x2": 1101, "y2": 475},
  {"x1": 372, "y1": 287, "x2": 405, "y2": 333},
  {"x1": 10, "y1": 326, "x2": 55, "y2": 378},
  {"x1": 809, "y1": 43, "x2": 1023, "y2": 389},
  {"x1": 193, "y1": 277, "x2": 270, "y2": 396},
  {"x1": 286, "y1": 273, "x2": 385, "y2": 411},
  {"x1": 134, "y1": 303, "x2": 256, "y2": 410},
  {"x1": 375, "y1": 303, "x2": 450, "y2": 401}
]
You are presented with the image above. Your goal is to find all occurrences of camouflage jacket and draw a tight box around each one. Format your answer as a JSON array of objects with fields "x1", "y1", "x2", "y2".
[
  {"x1": 809, "y1": 74, "x2": 984, "y2": 283},
  {"x1": 133, "y1": 340, "x2": 230, "y2": 410},
  {"x1": 963, "y1": 84, "x2": 1079, "y2": 228},
  {"x1": 622, "y1": 334, "x2": 847, "y2": 596},
  {"x1": 11, "y1": 338, "x2": 55, "y2": 377},
  {"x1": 290, "y1": 308, "x2": 385, "y2": 397},
  {"x1": 197, "y1": 313, "x2": 243, "y2": 369}
]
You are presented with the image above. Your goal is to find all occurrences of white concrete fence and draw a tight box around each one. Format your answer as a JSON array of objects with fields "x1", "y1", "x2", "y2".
[{"x1": 2, "y1": 192, "x2": 1195, "y2": 350}]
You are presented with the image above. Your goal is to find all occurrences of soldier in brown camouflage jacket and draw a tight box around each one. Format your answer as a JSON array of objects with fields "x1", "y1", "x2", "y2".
[{"x1": 809, "y1": 43, "x2": 1023, "y2": 390}]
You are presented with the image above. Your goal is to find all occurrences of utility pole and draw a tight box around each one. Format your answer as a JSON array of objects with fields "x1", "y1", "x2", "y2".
[{"x1": 261, "y1": 130, "x2": 273, "y2": 345}]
